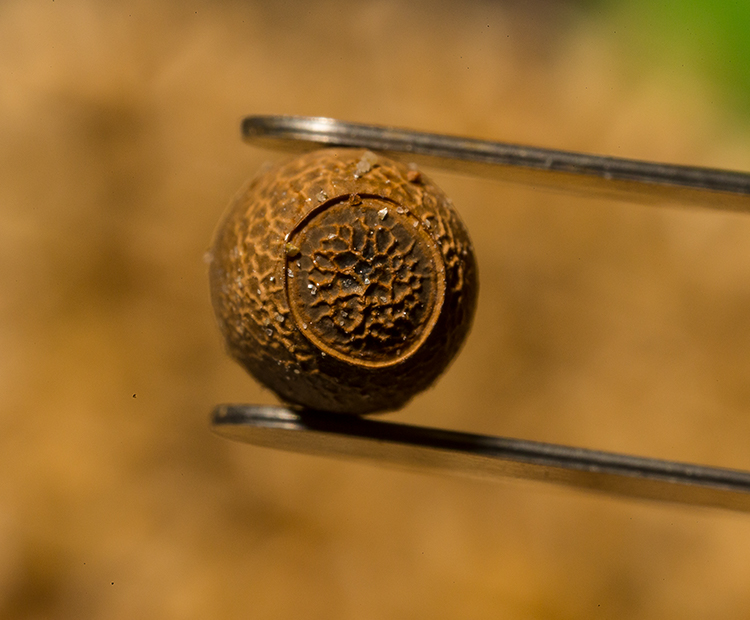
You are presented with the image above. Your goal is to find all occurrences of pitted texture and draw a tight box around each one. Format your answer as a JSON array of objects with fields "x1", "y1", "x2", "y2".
[
  {"x1": 209, "y1": 148, "x2": 477, "y2": 414},
  {"x1": 287, "y1": 197, "x2": 441, "y2": 365}
]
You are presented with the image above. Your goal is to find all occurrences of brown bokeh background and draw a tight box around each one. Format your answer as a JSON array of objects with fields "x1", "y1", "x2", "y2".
[{"x1": 2, "y1": 1, "x2": 750, "y2": 618}]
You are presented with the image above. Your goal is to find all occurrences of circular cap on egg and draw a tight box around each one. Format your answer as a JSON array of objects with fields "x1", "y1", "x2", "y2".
[{"x1": 286, "y1": 196, "x2": 444, "y2": 366}]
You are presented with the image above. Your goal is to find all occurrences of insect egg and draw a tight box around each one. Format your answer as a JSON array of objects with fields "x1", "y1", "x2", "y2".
[{"x1": 209, "y1": 148, "x2": 478, "y2": 414}]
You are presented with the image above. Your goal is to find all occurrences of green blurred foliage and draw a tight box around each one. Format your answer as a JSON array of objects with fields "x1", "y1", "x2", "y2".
[{"x1": 582, "y1": 0, "x2": 750, "y2": 118}]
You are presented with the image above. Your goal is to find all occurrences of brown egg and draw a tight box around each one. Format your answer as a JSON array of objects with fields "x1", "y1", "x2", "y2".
[{"x1": 209, "y1": 148, "x2": 478, "y2": 414}]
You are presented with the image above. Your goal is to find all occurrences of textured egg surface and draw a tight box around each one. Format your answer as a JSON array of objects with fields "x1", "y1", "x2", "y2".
[{"x1": 209, "y1": 148, "x2": 477, "y2": 414}]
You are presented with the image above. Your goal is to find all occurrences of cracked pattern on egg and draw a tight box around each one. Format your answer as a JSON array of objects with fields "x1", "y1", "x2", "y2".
[{"x1": 209, "y1": 148, "x2": 477, "y2": 414}]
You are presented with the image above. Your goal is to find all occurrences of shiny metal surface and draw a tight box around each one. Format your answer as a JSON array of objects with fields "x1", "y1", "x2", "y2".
[
  {"x1": 212, "y1": 405, "x2": 750, "y2": 513},
  {"x1": 217, "y1": 115, "x2": 750, "y2": 513},
  {"x1": 243, "y1": 115, "x2": 750, "y2": 211}
]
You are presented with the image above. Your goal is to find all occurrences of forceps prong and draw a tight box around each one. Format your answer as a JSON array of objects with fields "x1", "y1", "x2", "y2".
[
  {"x1": 212, "y1": 405, "x2": 750, "y2": 513},
  {"x1": 243, "y1": 115, "x2": 750, "y2": 212}
]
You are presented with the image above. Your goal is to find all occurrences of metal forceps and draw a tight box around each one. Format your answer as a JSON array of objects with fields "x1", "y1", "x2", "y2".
[{"x1": 211, "y1": 115, "x2": 750, "y2": 513}]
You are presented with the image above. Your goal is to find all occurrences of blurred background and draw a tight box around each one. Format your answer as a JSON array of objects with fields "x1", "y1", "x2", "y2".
[{"x1": 2, "y1": 0, "x2": 750, "y2": 618}]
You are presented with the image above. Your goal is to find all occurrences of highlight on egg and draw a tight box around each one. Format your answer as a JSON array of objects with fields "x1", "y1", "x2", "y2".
[{"x1": 208, "y1": 148, "x2": 478, "y2": 414}]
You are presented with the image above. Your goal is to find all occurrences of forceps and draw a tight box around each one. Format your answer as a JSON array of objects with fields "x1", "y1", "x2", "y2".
[{"x1": 211, "y1": 115, "x2": 750, "y2": 513}]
